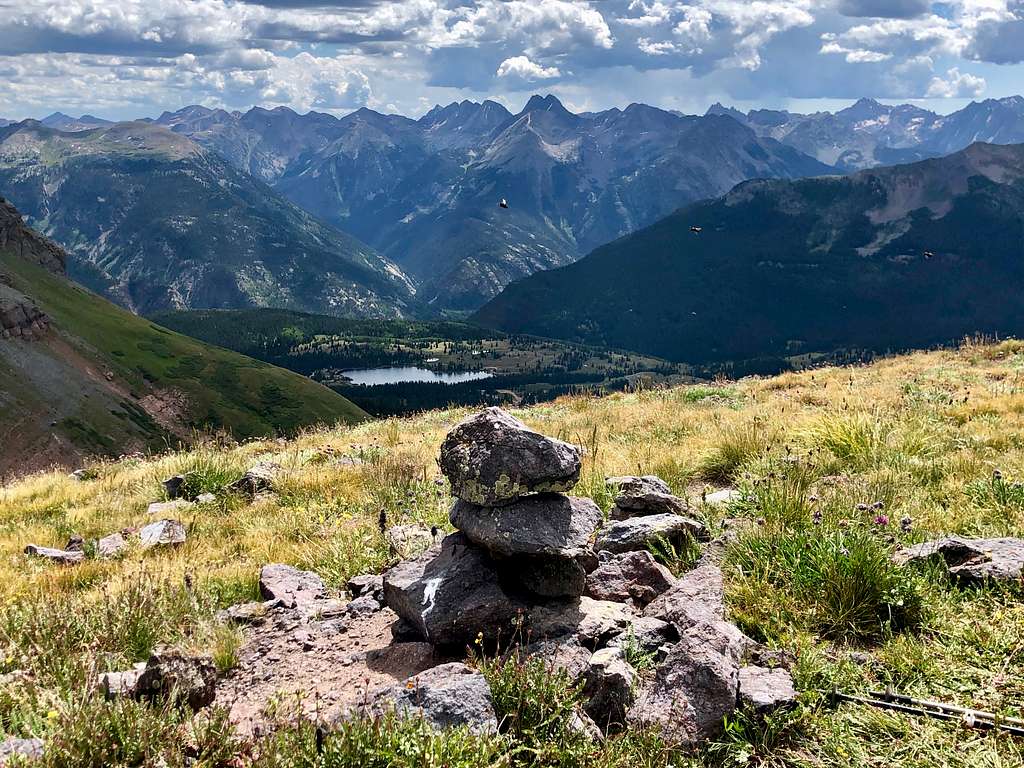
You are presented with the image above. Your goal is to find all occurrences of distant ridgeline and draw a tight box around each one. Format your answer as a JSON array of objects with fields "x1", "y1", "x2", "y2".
[{"x1": 475, "y1": 142, "x2": 1024, "y2": 364}]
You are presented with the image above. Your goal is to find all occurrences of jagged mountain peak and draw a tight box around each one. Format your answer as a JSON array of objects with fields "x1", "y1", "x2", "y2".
[{"x1": 520, "y1": 94, "x2": 572, "y2": 116}]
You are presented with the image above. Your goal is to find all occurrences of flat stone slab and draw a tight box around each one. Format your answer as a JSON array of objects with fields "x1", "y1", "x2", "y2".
[
  {"x1": 594, "y1": 514, "x2": 708, "y2": 555},
  {"x1": 146, "y1": 499, "x2": 194, "y2": 517},
  {"x1": 23, "y1": 544, "x2": 85, "y2": 564},
  {"x1": 450, "y1": 494, "x2": 602, "y2": 559},
  {"x1": 894, "y1": 536, "x2": 1024, "y2": 582},
  {"x1": 738, "y1": 665, "x2": 797, "y2": 713},
  {"x1": 527, "y1": 596, "x2": 632, "y2": 647},
  {"x1": 439, "y1": 407, "x2": 581, "y2": 506},
  {"x1": 139, "y1": 519, "x2": 186, "y2": 548}
]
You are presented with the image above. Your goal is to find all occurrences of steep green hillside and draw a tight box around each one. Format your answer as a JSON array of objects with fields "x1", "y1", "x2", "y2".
[
  {"x1": 475, "y1": 142, "x2": 1024, "y2": 363},
  {"x1": 0, "y1": 233, "x2": 366, "y2": 477},
  {"x1": 0, "y1": 120, "x2": 416, "y2": 318}
]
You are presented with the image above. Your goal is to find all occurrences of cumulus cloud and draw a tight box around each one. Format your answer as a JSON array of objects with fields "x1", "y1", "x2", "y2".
[
  {"x1": 0, "y1": 0, "x2": 1022, "y2": 119},
  {"x1": 925, "y1": 66, "x2": 986, "y2": 97},
  {"x1": 496, "y1": 55, "x2": 561, "y2": 80},
  {"x1": 836, "y1": 0, "x2": 931, "y2": 19}
]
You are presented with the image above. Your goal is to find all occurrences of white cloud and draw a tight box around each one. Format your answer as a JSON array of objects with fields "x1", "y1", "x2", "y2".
[
  {"x1": 925, "y1": 66, "x2": 986, "y2": 97},
  {"x1": 496, "y1": 55, "x2": 562, "y2": 80}
]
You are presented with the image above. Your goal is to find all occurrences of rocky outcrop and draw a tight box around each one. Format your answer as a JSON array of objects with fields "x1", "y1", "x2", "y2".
[
  {"x1": 0, "y1": 195, "x2": 67, "y2": 274},
  {"x1": 439, "y1": 408, "x2": 581, "y2": 506},
  {"x1": 0, "y1": 291, "x2": 50, "y2": 341}
]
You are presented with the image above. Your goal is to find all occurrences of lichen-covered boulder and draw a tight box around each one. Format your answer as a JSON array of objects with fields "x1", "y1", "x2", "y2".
[
  {"x1": 439, "y1": 408, "x2": 581, "y2": 506},
  {"x1": 136, "y1": 650, "x2": 217, "y2": 712}
]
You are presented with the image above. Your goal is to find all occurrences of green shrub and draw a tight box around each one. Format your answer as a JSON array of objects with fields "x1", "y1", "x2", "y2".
[{"x1": 726, "y1": 528, "x2": 926, "y2": 642}]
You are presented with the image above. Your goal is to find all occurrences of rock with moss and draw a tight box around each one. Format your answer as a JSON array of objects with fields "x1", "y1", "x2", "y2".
[{"x1": 439, "y1": 408, "x2": 581, "y2": 506}]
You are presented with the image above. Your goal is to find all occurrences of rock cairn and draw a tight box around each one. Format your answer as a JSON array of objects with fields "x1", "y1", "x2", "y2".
[
  {"x1": 384, "y1": 407, "x2": 604, "y2": 649},
  {"x1": 381, "y1": 407, "x2": 796, "y2": 742}
]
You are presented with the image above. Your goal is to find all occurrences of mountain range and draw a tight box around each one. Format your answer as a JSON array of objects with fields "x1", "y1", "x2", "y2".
[
  {"x1": 0, "y1": 197, "x2": 367, "y2": 477},
  {"x1": 475, "y1": 141, "x2": 1024, "y2": 364},
  {"x1": 717, "y1": 96, "x2": 1024, "y2": 172},
  {"x1": 151, "y1": 94, "x2": 834, "y2": 309},
  {"x1": 0, "y1": 120, "x2": 416, "y2": 317},
  {"x1": 2, "y1": 94, "x2": 1024, "y2": 318}
]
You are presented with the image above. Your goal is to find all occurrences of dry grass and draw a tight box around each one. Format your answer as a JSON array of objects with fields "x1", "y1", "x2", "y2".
[{"x1": 4, "y1": 340, "x2": 1024, "y2": 765}]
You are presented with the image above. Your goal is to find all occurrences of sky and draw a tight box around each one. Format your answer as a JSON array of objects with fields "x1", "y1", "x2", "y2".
[{"x1": 1, "y1": 0, "x2": 1024, "y2": 121}]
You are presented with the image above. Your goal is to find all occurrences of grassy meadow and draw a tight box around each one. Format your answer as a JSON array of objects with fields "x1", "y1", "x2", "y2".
[{"x1": 3, "y1": 339, "x2": 1024, "y2": 766}]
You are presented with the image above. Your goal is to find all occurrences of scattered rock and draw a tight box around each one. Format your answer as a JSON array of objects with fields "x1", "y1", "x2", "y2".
[
  {"x1": 521, "y1": 637, "x2": 594, "y2": 682},
  {"x1": 65, "y1": 534, "x2": 85, "y2": 552},
  {"x1": 138, "y1": 519, "x2": 186, "y2": 548},
  {"x1": 344, "y1": 594, "x2": 383, "y2": 619},
  {"x1": 196, "y1": 492, "x2": 217, "y2": 504},
  {"x1": 527, "y1": 596, "x2": 632, "y2": 647},
  {"x1": 259, "y1": 564, "x2": 327, "y2": 610},
  {"x1": 23, "y1": 543, "x2": 85, "y2": 564},
  {"x1": 894, "y1": 536, "x2": 1024, "y2": 583},
  {"x1": 594, "y1": 513, "x2": 707, "y2": 555},
  {"x1": 229, "y1": 462, "x2": 281, "y2": 496},
  {"x1": 439, "y1": 407, "x2": 581, "y2": 506},
  {"x1": 96, "y1": 532, "x2": 127, "y2": 558},
  {"x1": 738, "y1": 666, "x2": 797, "y2": 713},
  {"x1": 367, "y1": 662, "x2": 498, "y2": 735},
  {"x1": 99, "y1": 663, "x2": 147, "y2": 699},
  {"x1": 450, "y1": 495, "x2": 602, "y2": 560},
  {"x1": 586, "y1": 550, "x2": 676, "y2": 606},
  {"x1": 568, "y1": 710, "x2": 604, "y2": 742},
  {"x1": 607, "y1": 476, "x2": 686, "y2": 518},
  {"x1": 348, "y1": 573, "x2": 384, "y2": 600},
  {"x1": 0, "y1": 737, "x2": 44, "y2": 765},
  {"x1": 146, "y1": 499, "x2": 194, "y2": 517},
  {"x1": 383, "y1": 533, "x2": 525, "y2": 649},
  {"x1": 136, "y1": 650, "x2": 217, "y2": 712},
  {"x1": 385, "y1": 524, "x2": 438, "y2": 559},
  {"x1": 220, "y1": 601, "x2": 270, "y2": 625},
  {"x1": 643, "y1": 564, "x2": 725, "y2": 629},
  {"x1": 162, "y1": 474, "x2": 187, "y2": 500},
  {"x1": 627, "y1": 620, "x2": 742, "y2": 747},
  {"x1": 581, "y1": 647, "x2": 637, "y2": 731},
  {"x1": 704, "y1": 489, "x2": 742, "y2": 507},
  {"x1": 69, "y1": 468, "x2": 89, "y2": 481}
]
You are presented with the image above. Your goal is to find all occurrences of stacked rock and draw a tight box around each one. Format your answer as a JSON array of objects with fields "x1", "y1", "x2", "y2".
[{"x1": 384, "y1": 407, "x2": 605, "y2": 648}]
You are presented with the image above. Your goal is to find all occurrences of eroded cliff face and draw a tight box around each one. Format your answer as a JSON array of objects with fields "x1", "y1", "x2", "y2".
[{"x1": 0, "y1": 196, "x2": 66, "y2": 275}]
